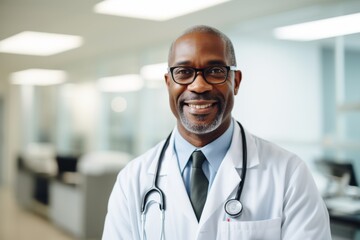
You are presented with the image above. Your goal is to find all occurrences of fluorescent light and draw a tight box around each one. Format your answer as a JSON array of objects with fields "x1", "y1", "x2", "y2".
[
  {"x1": 94, "y1": 0, "x2": 231, "y2": 21},
  {"x1": 98, "y1": 74, "x2": 143, "y2": 92},
  {"x1": 140, "y1": 62, "x2": 167, "y2": 81},
  {"x1": 274, "y1": 13, "x2": 360, "y2": 41},
  {"x1": 0, "y1": 31, "x2": 83, "y2": 56},
  {"x1": 141, "y1": 62, "x2": 167, "y2": 89},
  {"x1": 10, "y1": 69, "x2": 67, "y2": 85}
]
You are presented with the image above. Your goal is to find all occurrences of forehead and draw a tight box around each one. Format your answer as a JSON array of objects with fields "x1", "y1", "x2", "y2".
[{"x1": 170, "y1": 32, "x2": 228, "y2": 66}]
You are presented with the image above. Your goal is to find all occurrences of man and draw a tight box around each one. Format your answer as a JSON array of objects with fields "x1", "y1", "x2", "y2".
[{"x1": 102, "y1": 25, "x2": 332, "y2": 240}]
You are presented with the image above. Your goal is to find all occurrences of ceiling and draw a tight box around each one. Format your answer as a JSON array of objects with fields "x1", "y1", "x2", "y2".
[{"x1": 1, "y1": 0, "x2": 359, "y2": 87}]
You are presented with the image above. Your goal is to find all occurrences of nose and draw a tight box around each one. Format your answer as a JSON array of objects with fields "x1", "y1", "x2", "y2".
[{"x1": 187, "y1": 72, "x2": 213, "y2": 93}]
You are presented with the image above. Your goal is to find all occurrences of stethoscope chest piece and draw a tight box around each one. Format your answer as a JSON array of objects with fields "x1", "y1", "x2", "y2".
[{"x1": 224, "y1": 199, "x2": 243, "y2": 218}]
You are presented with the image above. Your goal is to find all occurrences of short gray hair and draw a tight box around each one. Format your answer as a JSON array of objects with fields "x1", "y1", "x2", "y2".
[{"x1": 168, "y1": 25, "x2": 237, "y2": 66}]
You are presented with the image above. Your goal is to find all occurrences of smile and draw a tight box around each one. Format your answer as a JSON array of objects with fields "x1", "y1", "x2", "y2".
[
  {"x1": 188, "y1": 103, "x2": 213, "y2": 109},
  {"x1": 183, "y1": 100, "x2": 218, "y2": 115}
]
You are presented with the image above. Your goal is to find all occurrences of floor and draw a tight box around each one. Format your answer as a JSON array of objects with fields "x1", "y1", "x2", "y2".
[{"x1": 0, "y1": 186, "x2": 75, "y2": 240}]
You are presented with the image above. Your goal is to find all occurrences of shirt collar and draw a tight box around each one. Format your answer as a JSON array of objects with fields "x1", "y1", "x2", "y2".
[{"x1": 174, "y1": 120, "x2": 234, "y2": 173}]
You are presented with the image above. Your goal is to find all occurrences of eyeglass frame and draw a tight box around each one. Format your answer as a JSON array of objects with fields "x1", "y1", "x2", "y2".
[{"x1": 168, "y1": 65, "x2": 237, "y2": 85}]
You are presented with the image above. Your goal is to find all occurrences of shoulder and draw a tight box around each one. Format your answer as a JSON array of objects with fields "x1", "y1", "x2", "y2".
[
  {"x1": 254, "y1": 134, "x2": 299, "y2": 161},
  {"x1": 247, "y1": 131, "x2": 305, "y2": 176},
  {"x1": 117, "y1": 140, "x2": 165, "y2": 180},
  {"x1": 249, "y1": 132, "x2": 318, "y2": 192}
]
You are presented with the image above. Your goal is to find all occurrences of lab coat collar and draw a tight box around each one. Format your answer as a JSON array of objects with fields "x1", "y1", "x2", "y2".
[
  {"x1": 147, "y1": 132, "x2": 176, "y2": 176},
  {"x1": 231, "y1": 121, "x2": 260, "y2": 169}
]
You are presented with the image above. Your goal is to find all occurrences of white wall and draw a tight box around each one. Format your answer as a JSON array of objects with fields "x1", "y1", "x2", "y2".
[
  {"x1": 55, "y1": 83, "x2": 100, "y2": 155},
  {"x1": 0, "y1": 82, "x2": 4, "y2": 185},
  {"x1": 3, "y1": 84, "x2": 21, "y2": 186},
  {"x1": 231, "y1": 36, "x2": 323, "y2": 163}
]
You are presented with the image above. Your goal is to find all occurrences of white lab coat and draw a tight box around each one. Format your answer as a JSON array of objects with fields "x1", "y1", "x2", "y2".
[{"x1": 102, "y1": 123, "x2": 332, "y2": 240}]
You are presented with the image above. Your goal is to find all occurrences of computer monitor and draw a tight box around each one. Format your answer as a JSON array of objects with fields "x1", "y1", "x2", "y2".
[
  {"x1": 55, "y1": 155, "x2": 79, "y2": 175},
  {"x1": 315, "y1": 159, "x2": 358, "y2": 187}
]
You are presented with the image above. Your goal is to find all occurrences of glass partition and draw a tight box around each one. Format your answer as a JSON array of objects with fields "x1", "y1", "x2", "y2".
[{"x1": 321, "y1": 33, "x2": 360, "y2": 177}]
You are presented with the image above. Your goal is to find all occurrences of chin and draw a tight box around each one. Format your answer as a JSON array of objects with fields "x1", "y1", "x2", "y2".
[{"x1": 180, "y1": 115, "x2": 223, "y2": 135}]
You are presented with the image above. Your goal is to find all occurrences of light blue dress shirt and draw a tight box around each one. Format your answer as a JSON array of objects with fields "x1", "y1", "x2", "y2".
[{"x1": 173, "y1": 120, "x2": 234, "y2": 196}]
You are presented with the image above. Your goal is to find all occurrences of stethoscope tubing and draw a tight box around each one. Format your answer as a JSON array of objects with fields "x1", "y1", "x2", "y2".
[
  {"x1": 141, "y1": 133, "x2": 171, "y2": 213},
  {"x1": 235, "y1": 123, "x2": 247, "y2": 201}
]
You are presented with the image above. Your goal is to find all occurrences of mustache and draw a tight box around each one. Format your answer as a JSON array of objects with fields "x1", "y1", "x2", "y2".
[{"x1": 179, "y1": 92, "x2": 219, "y2": 102}]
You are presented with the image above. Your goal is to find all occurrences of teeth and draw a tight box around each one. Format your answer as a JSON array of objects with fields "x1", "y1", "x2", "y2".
[{"x1": 188, "y1": 104, "x2": 212, "y2": 109}]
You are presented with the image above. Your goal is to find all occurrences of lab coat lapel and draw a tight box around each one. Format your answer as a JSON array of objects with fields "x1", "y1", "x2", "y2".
[
  {"x1": 148, "y1": 134, "x2": 198, "y2": 224},
  {"x1": 165, "y1": 152, "x2": 198, "y2": 224},
  {"x1": 199, "y1": 122, "x2": 260, "y2": 226},
  {"x1": 199, "y1": 149, "x2": 240, "y2": 225}
]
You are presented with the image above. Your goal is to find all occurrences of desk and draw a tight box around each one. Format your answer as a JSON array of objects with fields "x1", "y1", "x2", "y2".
[
  {"x1": 329, "y1": 208, "x2": 360, "y2": 239},
  {"x1": 16, "y1": 154, "x2": 119, "y2": 239},
  {"x1": 49, "y1": 173, "x2": 117, "y2": 239},
  {"x1": 330, "y1": 211, "x2": 360, "y2": 228}
]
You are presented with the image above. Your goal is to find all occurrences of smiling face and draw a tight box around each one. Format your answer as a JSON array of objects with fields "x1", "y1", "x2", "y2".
[{"x1": 165, "y1": 32, "x2": 241, "y2": 146}]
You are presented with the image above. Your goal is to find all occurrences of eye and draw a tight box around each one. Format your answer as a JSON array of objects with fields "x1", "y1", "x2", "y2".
[
  {"x1": 207, "y1": 66, "x2": 226, "y2": 75},
  {"x1": 173, "y1": 67, "x2": 194, "y2": 76}
]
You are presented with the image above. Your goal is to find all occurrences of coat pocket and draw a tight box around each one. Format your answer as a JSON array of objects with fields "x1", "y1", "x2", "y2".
[{"x1": 217, "y1": 217, "x2": 281, "y2": 240}]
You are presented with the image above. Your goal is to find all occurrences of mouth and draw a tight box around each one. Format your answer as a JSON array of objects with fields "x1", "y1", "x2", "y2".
[
  {"x1": 183, "y1": 100, "x2": 218, "y2": 115},
  {"x1": 188, "y1": 103, "x2": 213, "y2": 109}
]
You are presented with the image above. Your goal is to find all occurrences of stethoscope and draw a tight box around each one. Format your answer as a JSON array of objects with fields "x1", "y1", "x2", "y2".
[{"x1": 140, "y1": 121, "x2": 247, "y2": 240}]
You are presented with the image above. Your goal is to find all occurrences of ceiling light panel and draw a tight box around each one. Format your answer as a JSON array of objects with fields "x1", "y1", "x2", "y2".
[
  {"x1": 10, "y1": 69, "x2": 67, "y2": 85},
  {"x1": 0, "y1": 31, "x2": 83, "y2": 56},
  {"x1": 274, "y1": 13, "x2": 360, "y2": 41},
  {"x1": 98, "y1": 74, "x2": 143, "y2": 92},
  {"x1": 94, "y1": 0, "x2": 231, "y2": 21},
  {"x1": 140, "y1": 62, "x2": 167, "y2": 81}
]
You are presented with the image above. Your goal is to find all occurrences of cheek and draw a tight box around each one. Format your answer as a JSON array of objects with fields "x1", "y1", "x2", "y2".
[
  {"x1": 218, "y1": 85, "x2": 235, "y2": 112},
  {"x1": 167, "y1": 84, "x2": 186, "y2": 115},
  {"x1": 218, "y1": 84, "x2": 234, "y2": 101},
  {"x1": 168, "y1": 84, "x2": 182, "y2": 103}
]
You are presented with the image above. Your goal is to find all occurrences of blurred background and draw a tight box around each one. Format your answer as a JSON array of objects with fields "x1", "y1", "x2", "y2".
[{"x1": 1, "y1": 0, "x2": 360, "y2": 239}]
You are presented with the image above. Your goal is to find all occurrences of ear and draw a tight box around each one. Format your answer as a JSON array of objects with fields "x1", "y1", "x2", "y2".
[
  {"x1": 233, "y1": 70, "x2": 242, "y2": 95},
  {"x1": 164, "y1": 73, "x2": 171, "y2": 88}
]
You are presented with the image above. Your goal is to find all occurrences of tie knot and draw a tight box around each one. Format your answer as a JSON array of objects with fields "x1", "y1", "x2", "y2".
[{"x1": 191, "y1": 150, "x2": 206, "y2": 168}]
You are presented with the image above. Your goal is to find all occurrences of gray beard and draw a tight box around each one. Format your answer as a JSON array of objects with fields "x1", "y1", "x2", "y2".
[{"x1": 179, "y1": 107, "x2": 225, "y2": 134}]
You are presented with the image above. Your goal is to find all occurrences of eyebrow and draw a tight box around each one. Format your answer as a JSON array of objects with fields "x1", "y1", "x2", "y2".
[
  {"x1": 173, "y1": 60, "x2": 191, "y2": 66},
  {"x1": 173, "y1": 60, "x2": 227, "y2": 66},
  {"x1": 207, "y1": 60, "x2": 227, "y2": 65}
]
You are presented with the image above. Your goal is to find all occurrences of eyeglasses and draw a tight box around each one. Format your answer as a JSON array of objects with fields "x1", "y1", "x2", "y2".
[{"x1": 168, "y1": 66, "x2": 237, "y2": 85}]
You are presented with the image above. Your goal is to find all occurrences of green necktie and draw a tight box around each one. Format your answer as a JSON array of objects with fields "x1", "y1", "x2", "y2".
[{"x1": 190, "y1": 150, "x2": 209, "y2": 221}]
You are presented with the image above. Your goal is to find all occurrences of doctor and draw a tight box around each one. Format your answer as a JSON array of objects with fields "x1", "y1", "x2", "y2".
[{"x1": 102, "y1": 25, "x2": 332, "y2": 240}]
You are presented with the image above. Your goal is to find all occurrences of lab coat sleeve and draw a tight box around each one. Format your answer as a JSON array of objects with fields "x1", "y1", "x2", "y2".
[
  {"x1": 281, "y1": 160, "x2": 332, "y2": 240},
  {"x1": 102, "y1": 172, "x2": 133, "y2": 240}
]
